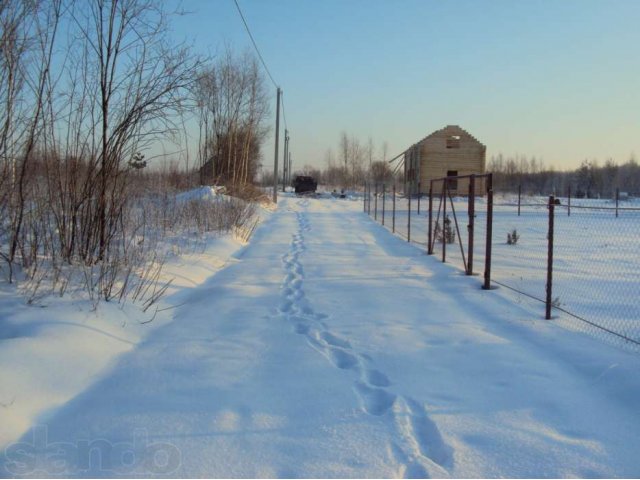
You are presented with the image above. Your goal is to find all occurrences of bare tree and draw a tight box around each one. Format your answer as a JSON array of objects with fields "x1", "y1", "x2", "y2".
[
  {"x1": 0, "y1": 0, "x2": 63, "y2": 279},
  {"x1": 366, "y1": 137, "x2": 374, "y2": 173},
  {"x1": 70, "y1": 0, "x2": 203, "y2": 260},
  {"x1": 194, "y1": 49, "x2": 269, "y2": 190},
  {"x1": 370, "y1": 160, "x2": 394, "y2": 185},
  {"x1": 0, "y1": 0, "x2": 205, "y2": 288},
  {"x1": 380, "y1": 141, "x2": 389, "y2": 163}
]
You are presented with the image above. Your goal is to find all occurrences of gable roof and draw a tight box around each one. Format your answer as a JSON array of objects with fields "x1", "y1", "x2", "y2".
[{"x1": 416, "y1": 125, "x2": 485, "y2": 147}]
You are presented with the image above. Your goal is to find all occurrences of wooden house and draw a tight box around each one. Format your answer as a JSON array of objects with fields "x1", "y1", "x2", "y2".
[{"x1": 404, "y1": 125, "x2": 486, "y2": 195}]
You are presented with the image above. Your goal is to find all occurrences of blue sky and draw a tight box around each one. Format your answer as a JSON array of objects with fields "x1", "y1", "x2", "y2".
[{"x1": 170, "y1": 0, "x2": 640, "y2": 171}]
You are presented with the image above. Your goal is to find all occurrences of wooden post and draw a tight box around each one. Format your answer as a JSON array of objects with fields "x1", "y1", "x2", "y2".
[
  {"x1": 272, "y1": 87, "x2": 281, "y2": 204},
  {"x1": 616, "y1": 187, "x2": 619, "y2": 218},
  {"x1": 282, "y1": 130, "x2": 288, "y2": 192},
  {"x1": 517, "y1": 184, "x2": 521, "y2": 216}
]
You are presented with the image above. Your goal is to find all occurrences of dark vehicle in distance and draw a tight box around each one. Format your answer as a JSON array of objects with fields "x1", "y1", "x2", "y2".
[{"x1": 293, "y1": 175, "x2": 317, "y2": 195}]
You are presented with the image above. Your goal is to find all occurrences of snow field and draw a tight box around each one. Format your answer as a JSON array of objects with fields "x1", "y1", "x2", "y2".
[
  {"x1": 1, "y1": 194, "x2": 640, "y2": 477},
  {"x1": 376, "y1": 193, "x2": 640, "y2": 348}
]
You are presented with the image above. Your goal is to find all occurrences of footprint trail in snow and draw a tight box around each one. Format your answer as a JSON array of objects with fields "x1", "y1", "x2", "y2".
[{"x1": 278, "y1": 202, "x2": 454, "y2": 479}]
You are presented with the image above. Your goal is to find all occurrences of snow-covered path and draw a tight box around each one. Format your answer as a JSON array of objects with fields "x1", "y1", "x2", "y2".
[{"x1": 3, "y1": 196, "x2": 640, "y2": 478}]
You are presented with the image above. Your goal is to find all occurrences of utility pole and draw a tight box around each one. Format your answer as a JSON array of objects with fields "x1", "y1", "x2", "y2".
[
  {"x1": 272, "y1": 87, "x2": 281, "y2": 203},
  {"x1": 288, "y1": 151, "x2": 292, "y2": 185},
  {"x1": 282, "y1": 129, "x2": 288, "y2": 192}
]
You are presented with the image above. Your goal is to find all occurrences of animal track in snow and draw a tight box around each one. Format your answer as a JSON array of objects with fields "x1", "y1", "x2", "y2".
[
  {"x1": 300, "y1": 304, "x2": 314, "y2": 315},
  {"x1": 404, "y1": 398, "x2": 454, "y2": 469},
  {"x1": 393, "y1": 397, "x2": 454, "y2": 474},
  {"x1": 282, "y1": 287, "x2": 295, "y2": 297},
  {"x1": 279, "y1": 299, "x2": 293, "y2": 314},
  {"x1": 278, "y1": 204, "x2": 454, "y2": 477},
  {"x1": 389, "y1": 443, "x2": 430, "y2": 480},
  {"x1": 354, "y1": 381, "x2": 397, "y2": 416},
  {"x1": 364, "y1": 368, "x2": 391, "y2": 387},
  {"x1": 327, "y1": 347, "x2": 359, "y2": 370},
  {"x1": 320, "y1": 331, "x2": 351, "y2": 349},
  {"x1": 294, "y1": 323, "x2": 310, "y2": 334}
]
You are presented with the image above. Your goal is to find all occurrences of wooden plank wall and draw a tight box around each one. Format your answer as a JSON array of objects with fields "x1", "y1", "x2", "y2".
[{"x1": 417, "y1": 126, "x2": 486, "y2": 195}]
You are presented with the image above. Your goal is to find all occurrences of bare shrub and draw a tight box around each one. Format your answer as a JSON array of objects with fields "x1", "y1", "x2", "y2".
[{"x1": 0, "y1": 1, "x2": 266, "y2": 314}]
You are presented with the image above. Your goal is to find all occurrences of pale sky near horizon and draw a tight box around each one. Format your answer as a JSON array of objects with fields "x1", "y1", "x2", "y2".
[{"x1": 169, "y1": 0, "x2": 640, "y2": 171}]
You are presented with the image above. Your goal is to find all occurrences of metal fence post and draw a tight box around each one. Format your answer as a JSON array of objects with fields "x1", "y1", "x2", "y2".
[
  {"x1": 407, "y1": 191, "x2": 412, "y2": 242},
  {"x1": 483, "y1": 174, "x2": 493, "y2": 290},
  {"x1": 546, "y1": 195, "x2": 555, "y2": 319},
  {"x1": 365, "y1": 183, "x2": 368, "y2": 215},
  {"x1": 616, "y1": 187, "x2": 619, "y2": 218},
  {"x1": 374, "y1": 184, "x2": 378, "y2": 221},
  {"x1": 364, "y1": 183, "x2": 367, "y2": 214},
  {"x1": 428, "y1": 183, "x2": 433, "y2": 254},
  {"x1": 517, "y1": 184, "x2": 521, "y2": 216},
  {"x1": 392, "y1": 183, "x2": 396, "y2": 233},
  {"x1": 417, "y1": 182, "x2": 421, "y2": 215},
  {"x1": 467, "y1": 175, "x2": 475, "y2": 275},
  {"x1": 568, "y1": 186, "x2": 571, "y2": 217},
  {"x1": 363, "y1": 182, "x2": 366, "y2": 212},
  {"x1": 367, "y1": 183, "x2": 371, "y2": 215},
  {"x1": 382, "y1": 184, "x2": 386, "y2": 226},
  {"x1": 442, "y1": 180, "x2": 447, "y2": 262}
]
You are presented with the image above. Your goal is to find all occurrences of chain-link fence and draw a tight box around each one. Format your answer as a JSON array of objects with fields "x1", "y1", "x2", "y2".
[
  {"x1": 364, "y1": 176, "x2": 640, "y2": 352},
  {"x1": 550, "y1": 201, "x2": 640, "y2": 348},
  {"x1": 364, "y1": 182, "x2": 427, "y2": 246},
  {"x1": 488, "y1": 197, "x2": 551, "y2": 315}
]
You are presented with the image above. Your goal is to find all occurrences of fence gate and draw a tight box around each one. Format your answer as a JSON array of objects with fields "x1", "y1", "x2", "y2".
[{"x1": 428, "y1": 173, "x2": 493, "y2": 289}]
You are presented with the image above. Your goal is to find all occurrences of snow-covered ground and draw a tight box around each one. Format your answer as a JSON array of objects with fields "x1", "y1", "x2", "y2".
[
  {"x1": 0, "y1": 231, "x2": 250, "y2": 461},
  {"x1": 2, "y1": 194, "x2": 640, "y2": 477}
]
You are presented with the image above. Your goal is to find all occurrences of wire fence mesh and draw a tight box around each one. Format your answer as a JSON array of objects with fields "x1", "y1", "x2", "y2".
[
  {"x1": 368, "y1": 183, "x2": 425, "y2": 246},
  {"x1": 487, "y1": 198, "x2": 550, "y2": 309},
  {"x1": 551, "y1": 201, "x2": 640, "y2": 348},
  {"x1": 364, "y1": 177, "x2": 640, "y2": 353},
  {"x1": 490, "y1": 193, "x2": 640, "y2": 349}
]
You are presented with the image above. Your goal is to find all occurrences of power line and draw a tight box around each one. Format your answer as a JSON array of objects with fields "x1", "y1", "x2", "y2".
[
  {"x1": 232, "y1": 0, "x2": 290, "y2": 180},
  {"x1": 232, "y1": 0, "x2": 289, "y2": 131},
  {"x1": 232, "y1": 0, "x2": 278, "y2": 89}
]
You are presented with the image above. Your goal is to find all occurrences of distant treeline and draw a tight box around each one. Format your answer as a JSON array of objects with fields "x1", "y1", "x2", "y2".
[
  {"x1": 489, "y1": 155, "x2": 640, "y2": 198},
  {"x1": 258, "y1": 130, "x2": 639, "y2": 200}
]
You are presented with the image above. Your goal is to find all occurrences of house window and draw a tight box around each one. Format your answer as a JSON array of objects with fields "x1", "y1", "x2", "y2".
[
  {"x1": 447, "y1": 170, "x2": 458, "y2": 190},
  {"x1": 446, "y1": 135, "x2": 460, "y2": 149}
]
